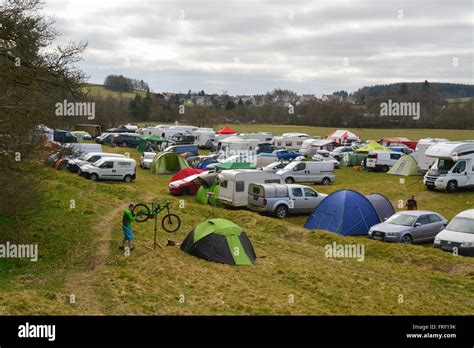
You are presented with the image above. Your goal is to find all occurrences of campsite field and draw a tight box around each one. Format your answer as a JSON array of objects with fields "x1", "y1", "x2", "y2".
[{"x1": 0, "y1": 128, "x2": 473, "y2": 315}]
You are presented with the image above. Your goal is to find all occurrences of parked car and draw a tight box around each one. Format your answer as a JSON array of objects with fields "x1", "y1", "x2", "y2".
[
  {"x1": 95, "y1": 133, "x2": 116, "y2": 145},
  {"x1": 112, "y1": 133, "x2": 142, "y2": 148},
  {"x1": 366, "y1": 150, "x2": 402, "y2": 172},
  {"x1": 276, "y1": 161, "x2": 335, "y2": 185},
  {"x1": 434, "y1": 209, "x2": 474, "y2": 256},
  {"x1": 262, "y1": 161, "x2": 290, "y2": 173},
  {"x1": 273, "y1": 149, "x2": 303, "y2": 160},
  {"x1": 248, "y1": 183, "x2": 327, "y2": 218},
  {"x1": 67, "y1": 152, "x2": 126, "y2": 173},
  {"x1": 256, "y1": 143, "x2": 278, "y2": 154},
  {"x1": 80, "y1": 158, "x2": 136, "y2": 182},
  {"x1": 330, "y1": 146, "x2": 354, "y2": 161},
  {"x1": 168, "y1": 174, "x2": 202, "y2": 195},
  {"x1": 140, "y1": 152, "x2": 156, "y2": 169},
  {"x1": 312, "y1": 150, "x2": 340, "y2": 169},
  {"x1": 54, "y1": 130, "x2": 77, "y2": 143},
  {"x1": 368, "y1": 211, "x2": 448, "y2": 244}
]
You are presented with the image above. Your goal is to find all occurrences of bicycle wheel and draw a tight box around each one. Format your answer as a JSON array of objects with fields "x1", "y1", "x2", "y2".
[
  {"x1": 132, "y1": 204, "x2": 150, "y2": 223},
  {"x1": 161, "y1": 214, "x2": 181, "y2": 233}
]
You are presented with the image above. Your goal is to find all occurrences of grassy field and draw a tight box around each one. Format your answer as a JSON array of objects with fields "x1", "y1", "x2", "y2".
[{"x1": 0, "y1": 133, "x2": 473, "y2": 315}]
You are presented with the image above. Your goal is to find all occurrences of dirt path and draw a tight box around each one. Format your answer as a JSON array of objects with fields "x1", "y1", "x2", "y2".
[{"x1": 63, "y1": 205, "x2": 124, "y2": 314}]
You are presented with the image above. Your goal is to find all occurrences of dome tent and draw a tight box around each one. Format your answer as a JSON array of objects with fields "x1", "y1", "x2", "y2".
[
  {"x1": 181, "y1": 218, "x2": 256, "y2": 265},
  {"x1": 387, "y1": 154, "x2": 420, "y2": 176},
  {"x1": 150, "y1": 152, "x2": 189, "y2": 174},
  {"x1": 304, "y1": 189, "x2": 395, "y2": 236}
]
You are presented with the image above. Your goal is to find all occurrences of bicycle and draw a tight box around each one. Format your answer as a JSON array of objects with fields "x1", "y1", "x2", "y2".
[{"x1": 132, "y1": 201, "x2": 181, "y2": 233}]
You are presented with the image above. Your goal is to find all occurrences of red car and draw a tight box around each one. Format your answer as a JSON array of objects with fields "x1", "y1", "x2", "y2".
[{"x1": 168, "y1": 174, "x2": 202, "y2": 195}]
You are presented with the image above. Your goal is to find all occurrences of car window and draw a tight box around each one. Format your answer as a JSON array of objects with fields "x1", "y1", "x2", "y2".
[
  {"x1": 416, "y1": 215, "x2": 431, "y2": 225},
  {"x1": 88, "y1": 156, "x2": 100, "y2": 162},
  {"x1": 295, "y1": 163, "x2": 306, "y2": 171},
  {"x1": 303, "y1": 188, "x2": 317, "y2": 197},
  {"x1": 100, "y1": 161, "x2": 114, "y2": 169},
  {"x1": 236, "y1": 181, "x2": 245, "y2": 192},
  {"x1": 428, "y1": 214, "x2": 442, "y2": 223},
  {"x1": 118, "y1": 162, "x2": 131, "y2": 167},
  {"x1": 390, "y1": 153, "x2": 402, "y2": 160},
  {"x1": 292, "y1": 188, "x2": 303, "y2": 197}
]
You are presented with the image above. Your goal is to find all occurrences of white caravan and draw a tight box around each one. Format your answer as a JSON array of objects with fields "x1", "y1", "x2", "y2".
[
  {"x1": 141, "y1": 125, "x2": 171, "y2": 136},
  {"x1": 300, "y1": 139, "x2": 335, "y2": 157},
  {"x1": 415, "y1": 138, "x2": 449, "y2": 171},
  {"x1": 193, "y1": 128, "x2": 216, "y2": 148},
  {"x1": 239, "y1": 132, "x2": 273, "y2": 143},
  {"x1": 273, "y1": 133, "x2": 312, "y2": 151},
  {"x1": 423, "y1": 141, "x2": 474, "y2": 192},
  {"x1": 218, "y1": 169, "x2": 282, "y2": 207}
]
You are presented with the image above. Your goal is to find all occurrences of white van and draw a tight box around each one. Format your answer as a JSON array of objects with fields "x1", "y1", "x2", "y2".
[
  {"x1": 366, "y1": 150, "x2": 402, "y2": 172},
  {"x1": 423, "y1": 141, "x2": 474, "y2": 192},
  {"x1": 276, "y1": 161, "x2": 335, "y2": 185},
  {"x1": 67, "y1": 152, "x2": 126, "y2": 173},
  {"x1": 80, "y1": 158, "x2": 136, "y2": 182},
  {"x1": 434, "y1": 209, "x2": 474, "y2": 256},
  {"x1": 218, "y1": 170, "x2": 282, "y2": 207}
]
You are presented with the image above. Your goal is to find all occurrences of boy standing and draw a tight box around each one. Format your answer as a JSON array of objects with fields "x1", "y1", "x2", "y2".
[{"x1": 120, "y1": 203, "x2": 136, "y2": 251}]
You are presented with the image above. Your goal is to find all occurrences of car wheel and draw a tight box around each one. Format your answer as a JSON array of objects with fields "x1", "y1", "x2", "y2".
[
  {"x1": 401, "y1": 234, "x2": 412, "y2": 244},
  {"x1": 382, "y1": 165, "x2": 389, "y2": 172},
  {"x1": 322, "y1": 177, "x2": 331, "y2": 185},
  {"x1": 285, "y1": 177, "x2": 295, "y2": 184},
  {"x1": 427, "y1": 185, "x2": 435, "y2": 191},
  {"x1": 446, "y1": 180, "x2": 457, "y2": 193},
  {"x1": 275, "y1": 205, "x2": 288, "y2": 218},
  {"x1": 123, "y1": 175, "x2": 132, "y2": 183},
  {"x1": 90, "y1": 173, "x2": 98, "y2": 181}
]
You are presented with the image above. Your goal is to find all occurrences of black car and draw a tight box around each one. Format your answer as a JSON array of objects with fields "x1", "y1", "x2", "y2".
[
  {"x1": 54, "y1": 130, "x2": 77, "y2": 143},
  {"x1": 112, "y1": 133, "x2": 142, "y2": 147},
  {"x1": 256, "y1": 143, "x2": 277, "y2": 154}
]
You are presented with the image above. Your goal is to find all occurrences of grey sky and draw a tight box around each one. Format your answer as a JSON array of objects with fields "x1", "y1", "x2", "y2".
[{"x1": 42, "y1": 0, "x2": 473, "y2": 95}]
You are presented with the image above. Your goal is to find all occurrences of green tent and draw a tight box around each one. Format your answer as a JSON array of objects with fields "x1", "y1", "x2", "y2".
[
  {"x1": 341, "y1": 152, "x2": 367, "y2": 167},
  {"x1": 150, "y1": 152, "x2": 189, "y2": 174},
  {"x1": 355, "y1": 141, "x2": 391, "y2": 153},
  {"x1": 137, "y1": 134, "x2": 165, "y2": 152},
  {"x1": 215, "y1": 162, "x2": 256, "y2": 170},
  {"x1": 196, "y1": 183, "x2": 220, "y2": 205},
  {"x1": 388, "y1": 154, "x2": 420, "y2": 176},
  {"x1": 180, "y1": 218, "x2": 256, "y2": 265}
]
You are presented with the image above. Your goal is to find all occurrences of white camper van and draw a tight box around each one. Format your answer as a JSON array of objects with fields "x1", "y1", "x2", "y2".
[
  {"x1": 141, "y1": 125, "x2": 171, "y2": 136},
  {"x1": 193, "y1": 128, "x2": 216, "y2": 149},
  {"x1": 273, "y1": 133, "x2": 311, "y2": 151},
  {"x1": 300, "y1": 139, "x2": 335, "y2": 157},
  {"x1": 218, "y1": 170, "x2": 282, "y2": 207},
  {"x1": 276, "y1": 161, "x2": 335, "y2": 185},
  {"x1": 415, "y1": 138, "x2": 449, "y2": 171},
  {"x1": 423, "y1": 141, "x2": 474, "y2": 192}
]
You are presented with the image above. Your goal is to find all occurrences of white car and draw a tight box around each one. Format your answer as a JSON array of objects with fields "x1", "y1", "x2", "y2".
[
  {"x1": 262, "y1": 161, "x2": 290, "y2": 173},
  {"x1": 140, "y1": 152, "x2": 156, "y2": 169},
  {"x1": 80, "y1": 158, "x2": 136, "y2": 182},
  {"x1": 434, "y1": 209, "x2": 474, "y2": 256}
]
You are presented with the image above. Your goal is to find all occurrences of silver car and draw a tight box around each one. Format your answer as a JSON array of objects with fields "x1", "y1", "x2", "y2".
[{"x1": 368, "y1": 211, "x2": 448, "y2": 244}]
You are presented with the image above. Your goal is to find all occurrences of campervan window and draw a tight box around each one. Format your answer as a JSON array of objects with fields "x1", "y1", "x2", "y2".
[
  {"x1": 452, "y1": 161, "x2": 466, "y2": 173},
  {"x1": 297, "y1": 141, "x2": 303, "y2": 146},
  {"x1": 390, "y1": 153, "x2": 402, "y2": 160},
  {"x1": 286, "y1": 142, "x2": 292, "y2": 147},
  {"x1": 432, "y1": 159, "x2": 455, "y2": 173},
  {"x1": 236, "y1": 181, "x2": 245, "y2": 192},
  {"x1": 118, "y1": 162, "x2": 131, "y2": 167}
]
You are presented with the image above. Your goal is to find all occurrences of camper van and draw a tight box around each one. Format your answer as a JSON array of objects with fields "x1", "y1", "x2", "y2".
[
  {"x1": 141, "y1": 125, "x2": 171, "y2": 136},
  {"x1": 300, "y1": 139, "x2": 335, "y2": 157},
  {"x1": 276, "y1": 161, "x2": 335, "y2": 185},
  {"x1": 80, "y1": 157, "x2": 136, "y2": 182},
  {"x1": 415, "y1": 138, "x2": 449, "y2": 171},
  {"x1": 218, "y1": 170, "x2": 282, "y2": 207},
  {"x1": 193, "y1": 128, "x2": 216, "y2": 149},
  {"x1": 273, "y1": 133, "x2": 311, "y2": 151},
  {"x1": 423, "y1": 141, "x2": 474, "y2": 193}
]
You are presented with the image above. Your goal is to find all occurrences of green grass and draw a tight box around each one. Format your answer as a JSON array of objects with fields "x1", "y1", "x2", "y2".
[
  {"x1": 0, "y1": 136, "x2": 473, "y2": 315},
  {"x1": 83, "y1": 83, "x2": 148, "y2": 100}
]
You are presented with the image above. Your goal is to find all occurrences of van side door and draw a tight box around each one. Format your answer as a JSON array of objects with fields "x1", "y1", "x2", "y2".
[
  {"x1": 451, "y1": 160, "x2": 469, "y2": 187},
  {"x1": 98, "y1": 161, "x2": 115, "y2": 179},
  {"x1": 292, "y1": 162, "x2": 307, "y2": 182}
]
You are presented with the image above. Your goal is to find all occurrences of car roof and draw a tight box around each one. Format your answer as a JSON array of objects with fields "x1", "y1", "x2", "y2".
[
  {"x1": 455, "y1": 209, "x2": 474, "y2": 219},
  {"x1": 397, "y1": 210, "x2": 441, "y2": 216}
]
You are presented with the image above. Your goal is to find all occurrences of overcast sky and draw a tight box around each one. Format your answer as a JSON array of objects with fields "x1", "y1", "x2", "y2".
[{"x1": 42, "y1": 0, "x2": 473, "y2": 96}]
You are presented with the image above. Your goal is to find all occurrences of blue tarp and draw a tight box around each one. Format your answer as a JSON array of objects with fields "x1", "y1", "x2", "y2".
[
  {"x1": 304, "y1": 189, "x2": 394, "y2": 236},
  {"x1": 196, "y1": 158, "x2": 218, "y2": 170}
]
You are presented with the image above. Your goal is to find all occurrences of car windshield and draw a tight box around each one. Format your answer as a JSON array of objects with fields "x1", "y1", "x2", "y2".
[
  {"x1": 91, "y1": 159, "x2": 104, "y2": 167},
  {"x1": 283, "y1": 162, "x2": 297, "y2": 170},
  {"x1": 144, "y1": 154, "x2": 155, "y2": 159},
  {"x1": 385, "y1": 213, "x2": 417, "y2": 226},
  {"x1": 446, "y1": 217, "x2": 474, "y2": 234},
  {"x1": 183, "y1": 174, "x2": 200, "y2": 183},
  {"x1": 430, "y1": 159, "x2": 455, "y2": 174}
]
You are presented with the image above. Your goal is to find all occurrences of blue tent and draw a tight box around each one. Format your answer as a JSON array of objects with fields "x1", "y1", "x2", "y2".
[{"x1": 304, "y1": 189, "x2": 395, "y2": 236}]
